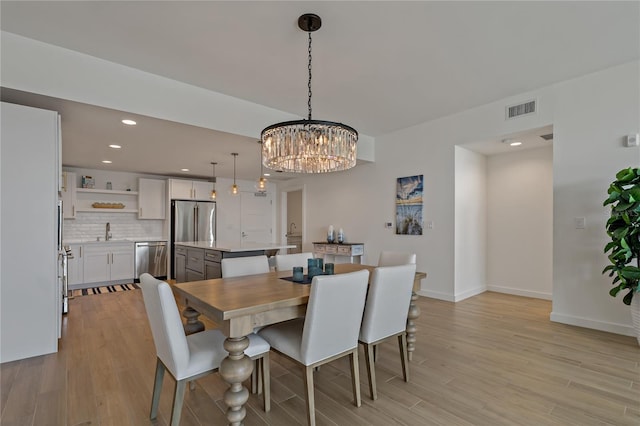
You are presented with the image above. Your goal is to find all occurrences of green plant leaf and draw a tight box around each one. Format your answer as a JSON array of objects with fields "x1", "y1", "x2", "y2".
[
  {"x1": 609, "y1": 286, "x2": 622, "y2": 297},
  {"x1": 622, "y1": 290, "x2": 633, "y2": 305},
  {"x1": 620, "y1": 266, "x2": 640, "y2": 280}
]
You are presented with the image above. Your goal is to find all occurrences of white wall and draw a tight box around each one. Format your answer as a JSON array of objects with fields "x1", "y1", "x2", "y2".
[
  {"x1": 550, "y1": 62, "x2": 640, "y2": 335},
  {"x1": 285, "y1": 62, "x2": 639, "y2": 336},
  {"x1": 487, "y1": 146, "x2": 553, "y2": 300},
  {"x1": 454, "y1": 146, "x2": 487, "y2": 301}
]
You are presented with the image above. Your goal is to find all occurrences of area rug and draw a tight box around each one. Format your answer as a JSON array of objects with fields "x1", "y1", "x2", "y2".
[{"x1": 71, "y1": 283, "x2": 139, "y2": 297}]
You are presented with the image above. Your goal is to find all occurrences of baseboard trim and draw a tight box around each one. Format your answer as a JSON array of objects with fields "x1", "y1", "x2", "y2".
[
  {"x1": 454, "y1": 286, "x2": 486, "y2": 302},
  {"x1": 487, "y1": 285, "x2": 552, "y2": 300},
  {"x1": 416, "y1": 289, "x2": 455, "y2": 302},
  {"x1": 550, "y1": 312, "x2": 635, "y2": 336}
]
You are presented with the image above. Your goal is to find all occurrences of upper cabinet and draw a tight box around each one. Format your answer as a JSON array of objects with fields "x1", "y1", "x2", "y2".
[
  {"x1": 169, "y1": 179, "x2": 212, "y2": 201},
  {"x1": 138, "y1": 178, "x2": 166, "y2": 219},
  {"x1": 60, "y1": 171, "x2": 77, "y2": 219}
]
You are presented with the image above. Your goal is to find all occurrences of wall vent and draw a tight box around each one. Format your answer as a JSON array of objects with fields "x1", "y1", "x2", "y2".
[{"x1": 505, "y1": 99, "x2": 536, "y2": 120}]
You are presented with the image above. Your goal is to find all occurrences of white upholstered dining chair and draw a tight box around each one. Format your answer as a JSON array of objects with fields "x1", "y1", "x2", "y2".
[
  {"x1": 221, "y1": 255, "x2": 270, "y2": 278},
  {"x1": 274, "y1": 252, "x2": 314, "y2": 271},
  {"x1": 358, "y1": 264, "x2": 417, "y2": 400},
  {"x1": 258, "y1": 270, "x2": 370, "y2": 426},
  {"x1": 378, "y1": 250, "x2": 417, "y2": 266},
  {"x1": 139, "y1": 273, "x2": 271, "y2": 425}
]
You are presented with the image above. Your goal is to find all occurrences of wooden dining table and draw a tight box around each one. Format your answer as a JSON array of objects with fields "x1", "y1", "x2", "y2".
[{"x1": 172, "y1": 263, "x2": 426, "y2": 426}]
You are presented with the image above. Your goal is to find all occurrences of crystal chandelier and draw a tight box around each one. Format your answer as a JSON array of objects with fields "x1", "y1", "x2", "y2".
[{"x1": 261, "y1": 13, "x2": 358, "y2": 174}]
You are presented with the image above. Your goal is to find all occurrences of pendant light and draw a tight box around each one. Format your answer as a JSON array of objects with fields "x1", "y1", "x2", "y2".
[
  {"x1": 210, "y1": 162, "x2": 217, "y2": 200},
  {"x1": 256, "y1": 141, "x2": 267, "y2": 192},
  {"x1": 261, "y1": 13, "x2": 358, "y2": 174},
  {"x1": 230, "y1": 153, "x2": 239, "y2": 195}
]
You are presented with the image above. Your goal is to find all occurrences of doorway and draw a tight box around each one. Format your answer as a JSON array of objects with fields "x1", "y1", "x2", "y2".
[{"x1": 284, "y1": 189, "x2": 303, "y2": 254}]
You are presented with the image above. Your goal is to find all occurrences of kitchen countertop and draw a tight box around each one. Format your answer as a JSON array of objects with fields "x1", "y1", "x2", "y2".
[
  {"x1": 175, "y1": 241, "x2": 295, "y2": 252},
  {"x1": 63, "y1": 238, "x2": 166, "y2": 245}
]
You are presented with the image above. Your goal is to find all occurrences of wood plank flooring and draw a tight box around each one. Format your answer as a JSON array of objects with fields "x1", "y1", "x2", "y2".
[{"x1": 1, "y1": 290, "x2": 638, "y2": 425}]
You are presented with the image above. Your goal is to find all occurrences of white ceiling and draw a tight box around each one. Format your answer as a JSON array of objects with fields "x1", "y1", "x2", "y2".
[{"x1": 1, "y1": 1, "x2": 638, "y2": 179}]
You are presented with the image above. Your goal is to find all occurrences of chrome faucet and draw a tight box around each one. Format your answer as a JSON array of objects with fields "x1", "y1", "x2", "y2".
[
  {"x1": 105, "y1": 222, "x2": 111, "y2": 241},
  {"x1": 288, "y1": 222, "x2": 297, "y2": 235}
]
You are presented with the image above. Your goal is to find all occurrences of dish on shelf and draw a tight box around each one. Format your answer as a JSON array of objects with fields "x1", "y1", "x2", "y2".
[{"x1": 92, "y1": 202, "x2": 125, "y2": 209}]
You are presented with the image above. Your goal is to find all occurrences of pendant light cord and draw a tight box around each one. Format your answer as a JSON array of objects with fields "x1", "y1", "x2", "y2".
[{"x1": 307, "y1": 31, "x2": 313, "y2": 121}]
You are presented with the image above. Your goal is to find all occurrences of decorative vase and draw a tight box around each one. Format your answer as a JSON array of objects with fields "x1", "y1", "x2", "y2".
[
  {"x1": 337, "y1": 228, "x2": 344, "y2": 244},
  {"x1": 631, "y1": 295, "x2": 640, "y2": 346},
  {"x1": 327, "y1": 225, "x2": 335, "y2": 243}
]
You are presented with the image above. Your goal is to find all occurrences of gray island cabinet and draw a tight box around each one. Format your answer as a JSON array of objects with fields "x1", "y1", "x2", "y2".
[{"x1": 173, "y1": 241, "x2": 294, "y2": 282}]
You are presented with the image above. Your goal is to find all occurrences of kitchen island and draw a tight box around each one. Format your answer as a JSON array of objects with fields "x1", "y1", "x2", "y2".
[{"x1": 174, "y1": 241, "x2": 294, "y2": 282}]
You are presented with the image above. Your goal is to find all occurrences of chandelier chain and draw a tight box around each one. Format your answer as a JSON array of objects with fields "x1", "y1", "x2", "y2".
[{"x1": 307, "y1": 32, "x2": 313, "y2": 121}]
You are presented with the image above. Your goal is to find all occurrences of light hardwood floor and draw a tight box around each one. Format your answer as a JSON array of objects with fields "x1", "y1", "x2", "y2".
[{"x1": 1, "y1": 289, "x2": 638, "y2": 426}]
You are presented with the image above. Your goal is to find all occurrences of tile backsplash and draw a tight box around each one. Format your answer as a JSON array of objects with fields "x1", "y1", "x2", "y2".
[{"x1": 63, "y1": 212, "x2": 164, "y2": 242}]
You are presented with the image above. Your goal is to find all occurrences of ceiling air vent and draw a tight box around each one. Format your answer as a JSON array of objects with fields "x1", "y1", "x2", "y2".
[{"x1": 505, "y1": 99, "x2": 536, "y2": 120}]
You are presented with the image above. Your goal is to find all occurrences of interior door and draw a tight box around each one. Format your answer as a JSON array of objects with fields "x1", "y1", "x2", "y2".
[{"x1": 240, "y1": 192, "x2": 272, "y2": 243}]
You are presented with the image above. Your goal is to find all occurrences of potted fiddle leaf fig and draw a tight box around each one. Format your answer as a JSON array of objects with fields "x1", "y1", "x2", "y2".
[{"x1": 603, "y1": 167, "x2": 640, "y2": 344}]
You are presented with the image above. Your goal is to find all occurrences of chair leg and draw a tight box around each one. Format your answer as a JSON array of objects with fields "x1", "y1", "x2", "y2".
[
  {"x1": 364, "y1": 343, "x2": 377, "y2": 400},
  {"x1": 398, "y1": 333, "x2": 409, "y2": 382},
  {"x1": 373, "y1": 344, "x2": 378, "y2": 363},
  {"x1": 262, "y1": 353, "x2": 271, "y2": 412},
  {"x1": 150, "y1": 359, "x2": 165, "y2": 420},
  {"x1": 251, "y1": 359, "x2": 260, "y2": 394},
  {"x1": 349, "y1": 349, "x2": 362, "y2": 407},
  {"x1": 171, "y1": 379, "x2": 187, "y2": 426},
  {"x1": 303, "y1": 366, "x2": 316, "y2": 426}
]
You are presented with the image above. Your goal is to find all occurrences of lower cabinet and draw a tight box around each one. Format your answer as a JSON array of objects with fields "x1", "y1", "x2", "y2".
[
  {"x1": 67, "y1": 244, "x2": 84, "y2": 286},
  {"x1": 174, "y1": 246, "x2": 187, "y2": 283},
  {"x1": 82, "y1": 242, "x2": 135, "y2": 286}
]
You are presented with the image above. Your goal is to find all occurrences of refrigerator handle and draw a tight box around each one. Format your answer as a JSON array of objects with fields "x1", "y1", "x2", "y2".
[{"x1": 194, "y1": 205, "x2": 198, "y2": 242}]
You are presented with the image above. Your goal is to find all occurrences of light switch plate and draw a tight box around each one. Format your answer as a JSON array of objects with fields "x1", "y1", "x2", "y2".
[
  {"x1": 626, "y1": 133, "x2": 639, "y2": 147},
  {"x1": 574, "y1": 217, "x2": 586, "y2": 229}
]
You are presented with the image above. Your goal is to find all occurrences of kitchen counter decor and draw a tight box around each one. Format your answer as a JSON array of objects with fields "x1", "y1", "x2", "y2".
[{"x1": 92, "y1": 202, "x2": 125, "y2": 209}]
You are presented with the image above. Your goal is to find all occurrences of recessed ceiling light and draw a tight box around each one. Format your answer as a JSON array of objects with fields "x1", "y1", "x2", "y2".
[
  {"x1": 121, "y1": 119, "x2": 136, "y2": 126},
  {"x1": 102, "y1": 160, "x2": 112, "y2": 164},
  {"x1": 181, "y1": 168, "x2": 190, "y2": 172},
  {"x1": 263, "y1": 173, "x2": 271, "y2": 177},
  {"x1": 502, "y1": 138, "x2": 522, "y2": 147},
  {"x1": 109, "y1": 144, "x2": 121, "y2": 149}
]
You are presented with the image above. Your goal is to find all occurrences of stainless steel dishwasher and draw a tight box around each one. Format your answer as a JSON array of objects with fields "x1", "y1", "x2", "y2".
[{"x1": 134, "y1": 241, "x2": 168, "y2": 282}]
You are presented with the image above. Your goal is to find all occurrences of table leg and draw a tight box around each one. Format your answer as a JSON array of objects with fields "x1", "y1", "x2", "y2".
[
  {"x1": 406, "y1": 291, "x2": 420, "y2": 361},
  {"x1": 219, "y1": 336, "x2": 253, "y2": 426},
  {"x1": 182, "y1": 307, "x2": 205, "y2": 335}
]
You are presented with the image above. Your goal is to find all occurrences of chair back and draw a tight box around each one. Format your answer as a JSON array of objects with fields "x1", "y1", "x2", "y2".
[
  {"x1": 378, "y1": 251, "x2": 416, "y2": 266},
  {"x1": 301, "y1": 270, "x2": 369, "y2": 365},
  {"x1": 359, "y1": 264, "x2": 417, "y2": 343},
  {"x1": 274, "y1": 252, "x2": 314, "y2": 271},
  {"x1": 139, "y1": 273, "x2": 189, "y2": 377},
  {"x1": 221, "y1": 255, "x2": 270, "y2": 278}
]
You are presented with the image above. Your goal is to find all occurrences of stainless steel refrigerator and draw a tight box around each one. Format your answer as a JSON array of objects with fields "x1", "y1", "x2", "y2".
[{"x1": 170, "y1": 200, "x2": 216, "y2": 278}]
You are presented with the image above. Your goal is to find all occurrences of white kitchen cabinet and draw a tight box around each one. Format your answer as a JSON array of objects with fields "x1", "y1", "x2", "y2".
[
  {"x1": 60, "y1": 171, "x2": 77, "y2": 219},
  {"x1": 83, "y1": 242, "x2": 134, "y2": 285},
  {"x1": 1, "y1": 102, "x2": 60, "y2": 362},
  {"x1": 169, "y1": 179, "x2": 212, "y2": 201},
  {"x1": 67, "y1": 244, "x2": 84, "y2": 286},
  {"x1": 138, "y1": 178, "x2": 166, "y2": 219}
]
